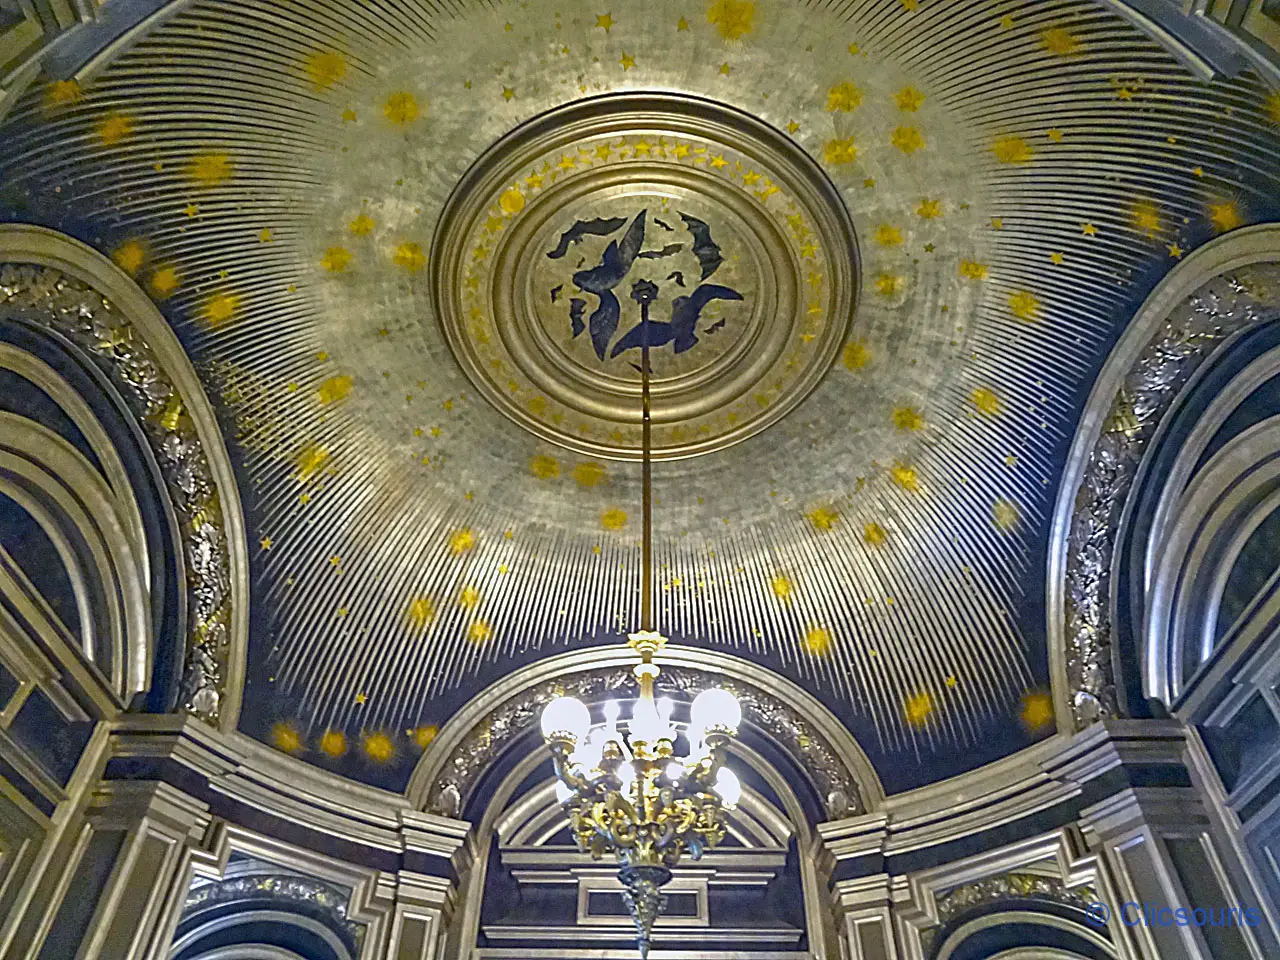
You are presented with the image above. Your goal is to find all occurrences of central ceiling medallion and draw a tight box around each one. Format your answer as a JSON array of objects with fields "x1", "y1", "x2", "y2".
[{"x1": 432, "y1": 93, "x2": 859, "y2": 460}]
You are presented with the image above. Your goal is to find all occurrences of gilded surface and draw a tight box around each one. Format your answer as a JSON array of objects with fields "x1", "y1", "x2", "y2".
[
  {"x1": 921, "y1": 872, "x2": 1097, "y2": 951},
  {"x1": 1, "y1": 0, "x2": 1277, "y2": 789}
]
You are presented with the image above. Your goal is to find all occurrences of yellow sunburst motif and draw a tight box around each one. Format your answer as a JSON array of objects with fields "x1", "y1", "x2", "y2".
[
  {"x1": 44, "y1": 79, "x2": 83, "y2": 111},
  {"x1": 321, "y1": 247, "x2": 352, "y2": 272},
  {"x1": 1131, "y1": 200, "x2": 1162, "y2": 237},
  {"x1": 874, "y1": 224, "x2": 903, "y2": 247},
  {"x1": 362, "y1": 732, "x2": 395, "y2": 763},
  {"x1": 449, "y1": 527, "x2": 477, "y2": 554},
  {"x1": 601, "y1": 508, "x2": 628, "y2": 530},
  {"x1": 802, "y1": 626, "x2": 832, "y2": 655},
  {"x1": 113, "y1": 240, "x2": 147, "y2": 276},
  {"x1": 826, "y1": 81, "x2": 862, "y2": 113},
  {"x1": 305, "y1": 49, "x2": 348, "y2": 91},
  {"x1": 892, "y1": 405, "x2": 925, "y2": 431},
  {"x1": 894, "y1": 86, "x2": 925, "y2": 112},
  {"x1": 499, "y1": 187, "x2": 526, "y2": 215},
  {"x1": 1021, "y1": 691, "x2": 1055, "y2": 731},
  {"x1": 458, "y1": 585, "x2": 482, "y2": 609},
  {"x1": 904, "y1": 691, "x2": 934, "y2": 727},
  {"x1": 412, "y1": 725, "x2": 439, "y2": 748},
  {"x1": 863, "y1": 522, "x2": 888, "y2": 546},
  {"x1": 807, "y1": 505, "x2": 839, "y2": 531},
  {"x1": 96, "y1": 113, "x2": 134, "y2": 146},
  {"x1": 203, "y1": 291, "x2": 240, "y2": 327},
  {"x1": 573, "y1": 462, "x2": 608, "y2": 487},
  {"x1": 1008, "y1": 290, "x2": 1041, "y2": 321},
  {"x1": 188, "y1": 152, "x2": 233, "y2": 185},
  {"x1": 971, "y1": 386, "x2": 1004, "y2": 416},
  {"x1": 959, "y1": 259, "x2": 988, "y2": 280},
  {"x1": 992, "y1": 498, "x2": 1020, "y2": 531},
  {"x1": 890, "y1": 462, "x2": 920, "y2": 492},
  {"x1": 271, "y1": 722, "x2": 304, "y2": 753},
  {"x1": 992, "y1": 135, "x2": 1032, "y2": 164},
  {"x1": 384, "y1": 91, "x2": 420, "y2": 125},
  {"x1": 891, "y1": 126, "x2": 925, "y2": 154},
  {"x1": 770, "y1": 574, "x2": 793, "y2": 600},
  {"x1": 874, "y1": 274, "x2": 903, "y2": 297},
  {"x1": 349, "y1": 214, "x2": 376, "y2": 236},
  {"x1": 407, "y1": 596, "x2": 435, "y2": 628},
  {"x1": 316, "y1": 374, "x2": 354, "y2": 404},
  {"x1": 1040, "y1": 27, "x2": 1081, "y2": 56},
  {"x1": 1208, "y1": 200, "x2": 1243, "y2": 233},
  {"x1": 842, "y1": 341, "x2": 870, "y2": 370},
  {"x1": 468, "y1": 619, "x2": 493, "y2": 644},
  {"x1": 706, "y1": 0, "x2": 755, "y2": 40},
  {"x1": 530, "y1": 455, "x2": 559, "y2": 478},
  {"x1": 823, "y1": 137, "x2": 857, "y2": 165},
  {"x1": 319, "y1": 730, "x2": 347, "y2": 757},
  {"x1": 1269, "y1": 91, "x2": 1280, "y2": 127},
  {"x1": 393, "y1": 242, "x2": 427, "y2": 272},
  {"x1": 294, "y1": 444, "x2": 330, "y2": 482},
  {"x1": 916, "y1": 198, "x2": 942, "y2": 219}
]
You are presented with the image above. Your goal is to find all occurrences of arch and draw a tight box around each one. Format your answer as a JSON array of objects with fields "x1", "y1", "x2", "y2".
[
  {"x1": 407, "y1": 644, "x2": 884, "y2": 820},
  {"x1": 0, "y1": 224, "x2": 249, "y2": 729},
  {"x1": 1049, "y1": 224, "x2": 1280, "y2": 727},
  {"x1": 1145, "y1": 417, "x2": 1280, "y2": 702},
  {"x1": 932, "y1": 908, "x2": 1115, "y2": 960}
]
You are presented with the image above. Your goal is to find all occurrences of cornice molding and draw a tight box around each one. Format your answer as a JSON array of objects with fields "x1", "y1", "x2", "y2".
[{"x1": 0, "y1": 224, "x2": 249, "y2": 731}]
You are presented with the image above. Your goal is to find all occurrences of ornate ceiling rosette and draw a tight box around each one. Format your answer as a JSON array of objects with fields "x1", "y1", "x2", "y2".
[{"x1": 0, "y1": 0, "x2": 1276, "y2": 792}]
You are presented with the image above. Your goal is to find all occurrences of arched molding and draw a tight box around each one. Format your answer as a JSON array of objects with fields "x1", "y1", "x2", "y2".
[
  {"x1": 406, "y1": 644, "x2": 884, "y2": 821},
  {"x1": 933, "y1": 909, "x2": 1114, "y2": 960},
  {"x1": 188, "y1": 947, "x2": 308, "y2": 960},
  {"x1": 0, "y1": 410, "x2": 150, "y2": 702},
  {"x1": 1146, "y1": 417, "x2": 1280, "y2": 703},
  {"x1": 0, "y1": 224, "x2": 249, "y2": 730},
  {"x1": 1049, "y1": 224, "x2": 1280, "y2": 730},
  {"x1": 168, "y1": 909, "x2": 354, "y2": 960}
]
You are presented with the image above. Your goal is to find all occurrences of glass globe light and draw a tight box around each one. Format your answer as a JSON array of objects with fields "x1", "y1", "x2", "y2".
[
  {"x1": 691, "y1": 688, "x2": 741, "y2": 735},
  {"x1": 713, "y1": 766, "x2": 742, "y2": 808},
  {"x1": 555, "y1": 780, "x2": 573, "y2": 804},
  {"x1": 665, "y1": 761, "x2": 683, "y2": 783},
  {"x1": 618, "y1": 763, "x2": 636, "y2": 786},
  {"x1": 541, "y1": 696, "x2": 590, "y2": 741},
  {"x1": 630, "y1": 695, "x2": 664, "y2": 743}
]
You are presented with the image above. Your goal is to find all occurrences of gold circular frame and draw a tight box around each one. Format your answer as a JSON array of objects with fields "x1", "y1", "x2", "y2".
[{"x1": 431, "y1": 92, "x2": 859, "y2": 461}]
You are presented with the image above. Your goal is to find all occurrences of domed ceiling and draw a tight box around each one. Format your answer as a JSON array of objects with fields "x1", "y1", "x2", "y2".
[{"x1": 1, "y1": 0, "x2": 1277, "y2": 794}]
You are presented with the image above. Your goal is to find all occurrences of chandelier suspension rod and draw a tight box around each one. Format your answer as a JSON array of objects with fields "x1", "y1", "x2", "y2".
[{"x1": 640, "y1": 298, "x2": 653, "y2": 632}]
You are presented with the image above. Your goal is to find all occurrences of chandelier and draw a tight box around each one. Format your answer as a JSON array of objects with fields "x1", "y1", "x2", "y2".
[{"x1": 540, "y1": 279, "x2": 743, "y2": 959}]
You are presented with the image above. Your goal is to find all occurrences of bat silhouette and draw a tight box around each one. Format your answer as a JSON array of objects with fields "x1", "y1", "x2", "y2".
[
  {"x1": 637, "y1": 243, "x2": 683, "y2": 260},
  {"x1": 546, "y1": 216, "x2": 628, "y2": 259},
  {"x1": 550, "y1": 284, "x2": 563, "y2": 303},
  {"x1": 569, "y1": 298, "x2": 587, "y2": 337},
  {"x1": 609, "y1": 283, "x2": 743, "y2": 357},
  {"x1": 678, "y1": 212, "x2": 724, "y2": 280},
  {"x1": 667, "y1": 270, "x2": 686, "y2": 287},
  {"x1": 654, "y1": 217, "x2": 675, "y2": 231},
  {"x1": 571, "y1": 210, "x2": 647, "y2": 359},
  {"x1": 706, "y1": 318, "x2": 726, "y2": 334}
]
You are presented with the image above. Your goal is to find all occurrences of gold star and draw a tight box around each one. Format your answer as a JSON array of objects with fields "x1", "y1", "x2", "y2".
[
  {"x1": 999, "y1": 14, "x2": 1014, "y2": 29},
  {"x1": 355, "y1": 692, "x2": 367, "y2": 705},
  {"x1": 709, "y1": 154, "x2": 728, "y2": 169},
  {"x1": 1081, "y1": 222, "x2": 1098, "y2": 236},
  {"x1": 341, "y1": 108, "x2": 357, "y2": 123},
  {"x1": 672, "y1": 143, "x2": 690, "y2": 158},
  {"x1": 677, "y1": 16, "x2": 689, "y2": 30},
  {"x1": 184, "y1": 203, "x2": 199, "y2": 218},
  {"x1": 329, "y1": 555, "x2": 342, "y2": 568},
  {"x1": 502, "y1": 86, "x2": 515, "y2": 100},
  {"x1": 504, "y1": 21, "x2": 513, "y2": 31},
  {"x1": 786, "y1": 120, "x2": 800, "y2": 134},
  {"x1": 1047, "y1": 128, "x2": 1064, "y2": 142},
  {"x1": 596, "y1": 13, "x2": 614, "y2": 31},
  {"x1": 1168, "y1": 243, "x2": 1184, "y2": 259},
  {"x1": 945, "y1": 676, "x2": 958, "y2": 688},
  {"x1": 718, "y1": 62, "x2": 731, "y2": 75},
  {"x1": 991, "y1": 217, "x2": 1004, "y2": 229},
  {"x1": 905, "y1": 692, "x2": 934, "y2": 726},
  {"x1": 619, "y1": 52, "x2": 635, "y2": 70},
  {"x1": 1050, "y1": 252, "x2": 1065, "y2": 265},
  {"x1": 260, "y1": 537, "x2": 274, "y2": 550},
  {"x1": 1021, "y1": 691, "x2": 1055, "y2": 731},
  {"x1": 1116, "y1": 87, "x2": 1134, "y2": 101},
  {"x1": 557, "y1": 155, "x2": 576, "y2": 171},
  {"x1": 1193, "y1": 166, "x2": 1204, "y2": 177},
  {"x1": 524, "y1": 171, "x2": 544, "y2": 189}
]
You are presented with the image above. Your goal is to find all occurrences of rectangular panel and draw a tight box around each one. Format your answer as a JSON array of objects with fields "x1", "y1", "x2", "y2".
[
  {"x1": 36, "y1": 830, "x2": 125, "y2": 960},
  {"x1": 1166, "y1": 836, "x2": 1254, "y2": 959}
]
